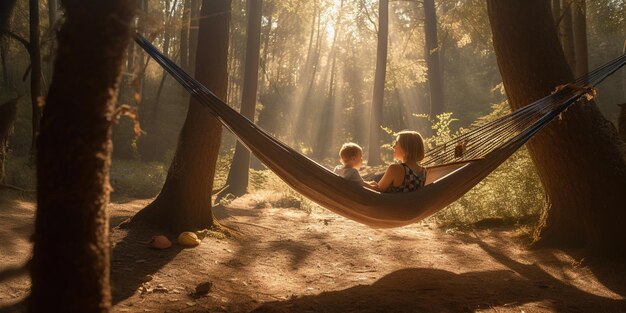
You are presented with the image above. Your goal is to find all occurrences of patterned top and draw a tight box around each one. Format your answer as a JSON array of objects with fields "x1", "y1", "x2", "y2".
[{"x1": 386, "y1": 163, "x2": 425, "y2": 193}]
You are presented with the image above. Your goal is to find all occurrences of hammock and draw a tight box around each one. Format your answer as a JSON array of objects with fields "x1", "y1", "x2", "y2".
[{"x1": 135, "y1": 34, "x2": 626, "y2": 228}]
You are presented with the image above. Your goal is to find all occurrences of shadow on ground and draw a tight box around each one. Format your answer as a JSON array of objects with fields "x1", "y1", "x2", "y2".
[
  {"x1": 110, "y1": 221, "x2": 183, "y2": 304},
  {"x1": 253, "y1": 235, "x2": 626, "y2": 313}
]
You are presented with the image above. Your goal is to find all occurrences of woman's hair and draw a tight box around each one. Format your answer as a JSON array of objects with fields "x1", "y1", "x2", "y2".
[
  {"x1": 395, "y1": 131, "x2": 425, "y2": 162},
  {"x1": 339, "y1": 142, "x2": 363, "y2": 163}
]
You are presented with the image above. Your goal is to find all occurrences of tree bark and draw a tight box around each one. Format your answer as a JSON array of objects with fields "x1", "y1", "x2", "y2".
[
  {"x1": 132, "y1": 0, "x2": 231, "y2": 233},
  {"x1": 30, "y1": 1, "x2": 136, "y2": 312},
  {"x1": 29, "y1": 0, "x2": 42, "y2": 159},
  {"x1": 221, "y1": 0, "x2": 262, "y2": 198},
  {"x1": 487, "y1": 0, "x2": 626, "y2": 256},
  {"x1": 368, "y1": 0, "x2": 389, "y2": 166},
  {"x1": 571, "y1": 0, "x2": 588, "y2": 77},
  {"x1": 423, "y1": 0, "x2": 444, "y2": 117}
]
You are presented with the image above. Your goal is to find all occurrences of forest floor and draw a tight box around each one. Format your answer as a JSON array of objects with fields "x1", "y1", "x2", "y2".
[{"x1": 1, "y1": 188, "x2": 625, "y2": 313}]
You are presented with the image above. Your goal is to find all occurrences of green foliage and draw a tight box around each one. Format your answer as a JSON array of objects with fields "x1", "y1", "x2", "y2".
[
  {"x1": 3, "y1": 154, "x2": 35, "y2": 189},
  {"x1": 248, "y1": 168, "x2": 320, "y2": 214},
  {"x1": 424, "y1": 107, "x2": 544, "y2": 228},
  {"x1": 433, "y1": 148, "x2": 544, "y2": 228},
  {"x1": 109, "y1": 159, "x2": 167, "y2": 198},
  {"x1": 375, "y1": 104, "x2": 544, "y2": 228}
]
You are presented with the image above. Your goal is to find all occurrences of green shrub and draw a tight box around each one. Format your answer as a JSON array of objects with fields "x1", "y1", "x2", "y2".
[
  {"x1": 4, "y1": 154, "x2": 36, "y2": 189},
  {"x1": 109, "y1": 159, "x2": 167, "y2": 197},
  {"x1": 427, "y1": 104, "x2": 544, "y2": 228}
]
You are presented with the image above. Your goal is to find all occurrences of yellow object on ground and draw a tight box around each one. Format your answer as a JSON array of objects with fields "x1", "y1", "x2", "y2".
[{"x1": 178, "y1": 231, "x2": 201, "y2": 247}]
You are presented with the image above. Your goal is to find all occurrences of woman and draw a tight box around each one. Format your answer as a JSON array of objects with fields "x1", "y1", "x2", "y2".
[{"x1": 373, "y1": 131, "x2": 426, "y2": 192}]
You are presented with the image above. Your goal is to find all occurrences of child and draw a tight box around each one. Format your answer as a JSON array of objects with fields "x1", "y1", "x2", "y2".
[{"x1": 333, "y1": 143, "x2": 377, "y2": 188}]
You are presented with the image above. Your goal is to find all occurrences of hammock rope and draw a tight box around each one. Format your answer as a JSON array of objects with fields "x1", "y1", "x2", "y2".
[{"x1": 134, "y1": 33, "x2": 626, "y2": 228}]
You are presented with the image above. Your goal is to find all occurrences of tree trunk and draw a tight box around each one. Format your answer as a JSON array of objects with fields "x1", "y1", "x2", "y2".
[
  {"x1": 423, "y1": 0, "x2": 444, "y2": 117},
  {"x1": 29, "y1": 0, "x2": 42, "y2": 159},
  {"x1": 550, "y1": 0, "x2": 560, "y2": 25},
  {"x1": 30, "y1": 1, "x2": 136, "y2": 311},
  {"x1": 559, "y1": 0, "x2": 575, "y2": 71},
  {"x1": 571, "y1": 0, "x2": 588, "y2": 77},
  {"x1": 368, "y1": 0, "x2": 388, "y2": 166},
  {"x1": 221, "y1": 0, "x2": 262, "y2": 198},
  {"x1": 487, "y1": 0, "x2": 626, "y2": 256},
  {"x1": 180, "y1": 0, "x2": 191, "y2": 71},
  {"x1": 131, "y1": 0, "x2": 231, "y2": 233},
  {"x1": 1, "y1": 0, "x2": 17, "y2": 88},
  {"x1": 188, "y1": 0, "x2": 200, "y2": 74},
  {"x1": 0, "y1": 98, "x2": 17, "y2": 183}
]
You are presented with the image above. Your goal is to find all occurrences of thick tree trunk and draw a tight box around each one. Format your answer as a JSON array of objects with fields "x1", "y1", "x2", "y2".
[
  {"x1": 423, "y1": 0, "x2": 444, "y2": 117},
  {"x1": 132, "y1": 0, "x2": 231, "y2": 233},
  {"x1": 221, "y1": 0, "x2": 262, "y2": 198},
  {"x1": 487, "y1": 0, "x2": 626, "y2": 256},
  {"x1": 571, "y1": 0, "x2": 588, "y2": 77},
  {"x1": 368, "y1": 0, "x2": 388, "y2": 166},
  {"x1": 30, "y1": 1, "x2": 136, "y2": 312},
  {"x1": 29, "y1": 0, "x2": 42, "y2": 159}
]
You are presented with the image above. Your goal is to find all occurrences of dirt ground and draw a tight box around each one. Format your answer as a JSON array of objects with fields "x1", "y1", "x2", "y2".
[{"x1": 1, "y1": 188, "x2": 625, "y2": 312}]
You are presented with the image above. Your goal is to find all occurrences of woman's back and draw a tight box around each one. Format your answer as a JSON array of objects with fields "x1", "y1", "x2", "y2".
[{"x1": 386, "y1": 163, "x2": 425, "y2": 193}]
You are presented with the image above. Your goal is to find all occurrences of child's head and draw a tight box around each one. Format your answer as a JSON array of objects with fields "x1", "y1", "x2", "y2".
[
  {"x1": 339, "y1": 142, "x2": 363, "y2": 167},
  {"x1": 394, "y1": 131, "x2": 425, "y2": 163}
]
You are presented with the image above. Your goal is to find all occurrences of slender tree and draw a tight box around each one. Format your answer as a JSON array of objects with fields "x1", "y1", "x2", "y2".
[
  {"x1": 367, "y1": 0, "x2": 389, "y2": 166},
  {"x1": 220, "y1": 0, "x2": 262, "y2": 198},
  {"x1": 423, "y1": 0, "x2": 444, "y2": 116},
  {"x1": 188, "y1": 0, "x2": 200, "y2": 73},
  {"x1": 487, "y1": 0, "x2": 626, "y2": 256},
  {"x1": 550, "y1": 0, "x2": 560, "y2": 24},
  {"x1": 0, "y1": 0, "x2": 17, "y2": 87},
  {"x1": 29, "y1": 0, "x2": 42, "y2": 158},
  {"x1": 571, "y1": 0, "x2": 588, "y2": 77},
  {"x1": 560, "y1": 0, "x2": 576, "y2": 70},
  {"x1": 131, "y1": 0, "x2": 231, "y2": 233},
  {"x1": 180, "y1": 0, "x2": 191, "y2": 71},
  {"x1": 0, "y1": 98, "x2": 17, "y2": 183},
  {"x1": 30, "y1": 0, "x2": 136, "y2": 311}
]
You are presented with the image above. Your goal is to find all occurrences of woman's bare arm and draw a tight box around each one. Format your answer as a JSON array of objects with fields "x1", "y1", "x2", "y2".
[{"x1": 374, "y1": 164, "x2": 402, "y2": 192}]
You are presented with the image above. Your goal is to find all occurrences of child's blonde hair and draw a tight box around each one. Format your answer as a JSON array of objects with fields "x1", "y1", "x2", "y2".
[
  {"x1": 395, "y1": 131, "x2": 425, "y2": 163},
  {"x1": 339, "y1": 142, "x2": 363, "y2": 164}
]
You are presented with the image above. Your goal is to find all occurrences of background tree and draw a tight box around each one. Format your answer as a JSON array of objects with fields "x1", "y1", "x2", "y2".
[
  {"x1": 367, "y1": 0, "x2": 389, "y2": 166},
  {"x1": 0, "y1": 0, "x2": 18, "y2": 88},
  {"x1": 571, "y1": 0, "x2": 588, "y2": 77},
  {"x1": 423, "y1": 0, "x2": 444, "y2": 117},
  {"x1": 131, "y1": 0, "x2": 231, "y2": 233},
  {"x1": 220, "y1": 0, "x2": 262, "y2": 198},
  {"x1": 28, "y1": 0, "x2": 42, "y2": 158},
  {"x1": 486, "y1": 0, "x2": 626, "y2": 256},
  {"x1": 30, "y1": 0, "x2": 136, "y2": 311},
  {"x1": 559, "y1": 0, "x2": 576, "y2": 70},
  {"x1": 0, "y1": 98, "x2": 17, "y2": 183}
]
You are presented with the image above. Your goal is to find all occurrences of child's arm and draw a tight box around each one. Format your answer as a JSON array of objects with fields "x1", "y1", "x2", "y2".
[{"x1": 361, "y1": 180, "x2": 378, "y2": 190}]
